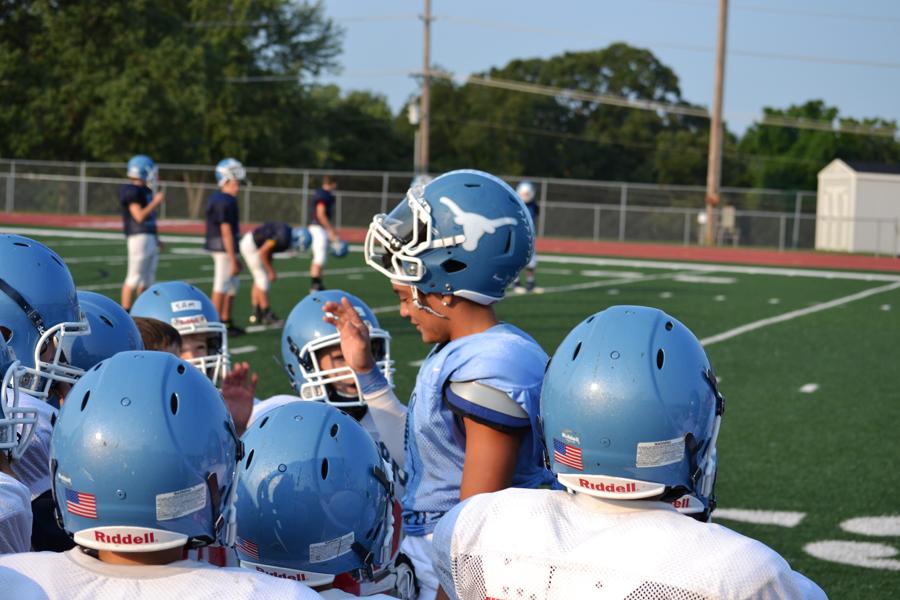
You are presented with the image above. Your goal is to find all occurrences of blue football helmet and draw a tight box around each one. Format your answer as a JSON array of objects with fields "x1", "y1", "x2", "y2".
[
  {"x1": 516, "y1": 181, "x2": 536, "y2": 204},
  {"x1": 291, "y1": 227, "x2": 312, "y2": 252},
  {"x1": 69, "y1": 291, "x2": 144, "y2": 371},
  {"x1": 131, "y1": 282, "x2": 230, "y2": 385},
  {"x1": 215, "y1": 158, "x2": 246, "y2": 187},
  {"x1": 0, "y1": 336, "x2": 36, "y2": 460},
  {"x1": 281, "y1": 290, "x2": 393, "y2": 407},
  {"x1": 235, "y1": 402, "x2": 395, "y2": 585},
  {"x1": 541, "y1": 305, "x2": 724, "y2": 521},
  {"x1": 126, "y1": 155, "x2": 158, "y2": 187},
  {"x1": 0, "y1": 234, "x2": 90, "y2": 400},
  {"x1": 365, "y1": 169, "x2": 533, "y2": 305},
  {"x1": 50, "y1": 351, "x2": 242, "y2": 552},
  {"x1": 330, "y1": 238, "x2": 349, "y2": 258}
]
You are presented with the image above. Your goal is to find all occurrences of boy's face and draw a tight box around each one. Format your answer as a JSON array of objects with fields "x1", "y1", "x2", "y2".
[
  {"x1": 316, "y1": 345, "x2": 358, "y2": 396},
  {"x1": 392, "y1": 283, "x2": 450, "y2": 344},
  {"x1": 222, "y1": 179, "x2": 240, "y2": 195},
  {"x1": 180, "y1": 333, "x2": 209, "y2": 361}
]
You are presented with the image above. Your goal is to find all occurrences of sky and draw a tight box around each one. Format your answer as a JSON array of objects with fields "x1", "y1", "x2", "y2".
[{"x1": 314, "y1": 0, "x2": 900, "y2": 135}]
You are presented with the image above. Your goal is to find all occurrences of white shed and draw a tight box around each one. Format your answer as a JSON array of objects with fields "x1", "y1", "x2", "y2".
[{"x1": 816, "y1": 159, "x2": 900, "y2": 255}]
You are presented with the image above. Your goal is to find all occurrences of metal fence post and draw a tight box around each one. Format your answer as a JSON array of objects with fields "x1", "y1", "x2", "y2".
[
  {"x1": 618, "y1": 183, "x2": 628, "y2": 242},
  {"x1": 875, "y1": 219, "x2": 881, "y2": 258},
  {"x1": 538, "y1": 179, "x2": 547, "y2": 238},
  {"x1": 301, "y1": 170, "x2": 310, "y2": 226},
  {"x1": 683, "y1": 210, "x2": 691, "y2": 246},
  {"x1": 336, "y1": 192, "x2": 343, "y2": 228},
  {"x1": 243, "y1": 181, "x2": 252, "y2": 224},
  {"x1": 791, "y1": 191, "x2": 802, "y2": 248},
  {"x1": 381, "y1": 173, "x2": 389, "y2": 213},
  {"x1": 5, "y1": 161, "x2": 14, "y2": 212},
  {"x1": 592, "y1": 206, "x2": 601, "y2": 241},
  {"x1": 78, "y1": 161, "x2": 87, "y2": 215},
  {"x1": 778, "y1": 214, "x2": 786, "y2": 251}
]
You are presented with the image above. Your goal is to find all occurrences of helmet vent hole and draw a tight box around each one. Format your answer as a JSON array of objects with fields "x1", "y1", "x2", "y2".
[
  {"x1": 177, "y1": 364, "x2": 186, "y2": 374},
  {"x1": 259, "y1": 416, "x2": 269, "y2": 429},
  {"x1": 80, "y1": 391, "x2": 90, "y2": 411},
  {"x1": 586, "y1": 316, "x2": 594, "y2": 323},
  {"x1": 321, "y1": 458, "x2": 329, "y2": 479},
  {"x1": 665, "y1": 321, "x2": 673, "y2": 331},
  {"x1": 502, "y1": 230, "x2": 512, "y2": 254},
  {"x1": 656, "y1": 349, "x2": 665, "y2": 370},
  {"x1": 12, "y1": 241, "x2": 29, "y2": 247},
  {"x1": 92, "y1": 361, "x2": 103, "y2": 371},
  {"x1": 441, "y1": 259, "x2": 467, "y2": 274},
  {"x1": 51, "y1": 255, "x2": 63, "y2": 267},
  {"x1": 464, "y1": 183, "x2": 481, "y2": 188},
  {"x1": 330, "y1": 424, "x2": 339, "y2": 438},
  {"x1": 572, "y1": 342, "x2": 582, "y2": 361},
  {"x1": 99, "y1": 315, "x2": 114, "y2": 328},
  {"x1": 170, "y1": 393, "x2": 179, "y2": 415},
  {"x1": 245, "y1": 449, "x2": 255, "y2": 470}
]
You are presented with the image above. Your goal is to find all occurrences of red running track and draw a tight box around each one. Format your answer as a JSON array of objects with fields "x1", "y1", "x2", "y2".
[{"x1": 2, "y1": 211, "x2": 898, "y2": 273}]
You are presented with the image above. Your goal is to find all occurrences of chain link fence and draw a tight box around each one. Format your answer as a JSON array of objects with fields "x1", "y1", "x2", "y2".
[{"x1": 3, "y1": 158, "x2": 895, "y2": 254}]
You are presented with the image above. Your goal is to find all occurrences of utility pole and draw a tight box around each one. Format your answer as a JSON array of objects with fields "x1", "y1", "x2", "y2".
[
  {"x1": 704, "y1": 0, "x2": 729, "y2": 246},
  {"x1": 419, "y1": 0, "x2": 432, "y2": 174}
]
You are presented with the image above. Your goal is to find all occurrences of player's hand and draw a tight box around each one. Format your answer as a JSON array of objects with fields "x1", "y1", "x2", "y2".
[
  {"x1": 157, "y1": 238, "x2": 166, "y2": 252},
  {"x1": 267, "y1": 269, "x2": 277, "y2": 282},
  {"x1": 221, "y1": 361, "x2": 257, "y2": 436},
  {"x1": 322, "y1": 297, "x2": 375, "y2": 373},
  {"x1": 230, "y1": 258, "x2": 241, "y2": 277},
  {"x1": 153, "y1": 190, "x2": 165, "y2": 206}
]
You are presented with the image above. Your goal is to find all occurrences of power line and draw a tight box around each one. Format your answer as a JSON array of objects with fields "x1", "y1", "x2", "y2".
[{"x1": 648, "y1": 0, "x2": 900, "y2": 24}]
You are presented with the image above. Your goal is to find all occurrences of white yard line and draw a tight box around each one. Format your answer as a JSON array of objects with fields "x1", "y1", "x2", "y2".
[
  {"x1": 701, "y1": 281, "x2": 900, "y2": 346},
  {"x1": 714, "y1": 508, "x2": 806, "y2": 528}
]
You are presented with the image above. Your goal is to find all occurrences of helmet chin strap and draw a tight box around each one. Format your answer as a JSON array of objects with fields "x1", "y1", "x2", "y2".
[{"x1": 410, "y1": 287, "x2": 448, "y2": 320}]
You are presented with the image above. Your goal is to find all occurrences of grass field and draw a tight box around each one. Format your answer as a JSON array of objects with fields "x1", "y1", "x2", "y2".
[{"x1": 10, "y1": 226, "x2": 900, "y2": 597}]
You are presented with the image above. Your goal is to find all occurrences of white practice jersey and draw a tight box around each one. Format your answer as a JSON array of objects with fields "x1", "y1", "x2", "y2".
[
  {"x1": 0, "y1": 471, "x2": 31, "y2": 554},
  {"x1": 320, "y1": 590, "x2": 394, "y2": 600},
  {"x1": 11, "y1": 392, "x2": 56, "y2": 498},
  {"x1": 0, "y1": 548, "x2": 325, "y2": 600},
  {"x1": 434, "y1": 488, "x2": 827, "y2": 600}
]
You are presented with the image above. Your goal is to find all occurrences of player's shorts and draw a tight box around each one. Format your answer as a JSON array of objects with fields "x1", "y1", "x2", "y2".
[
  {"x1": 400, "y1": 533, "x2": 438, "y2": 600},
  {"x1": 527, "y1": 253, "x2": 538, "y2": 270},
  {"x1": 211, "y1": 251, "x2": 240, "y2": 295},
  {"x1": 308, "y1": 224, "x2": 328, "y2": 268},
  {"x1": 124, "y1": 233, "x2": 159, "y2": 289},
  {"x1": 238, "y1": 232, "x2": 269, "y2": 292}
]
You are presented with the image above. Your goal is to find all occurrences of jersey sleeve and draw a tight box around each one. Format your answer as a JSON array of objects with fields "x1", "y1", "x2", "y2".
[
  {"x1": 443, "y1": 380, "x2": 531, "y2": 431},
  {"x1": 208, "y1": 200, "x2": 226, "y2": 226},
  {"x1": 0, "y1": 476, "x2": 32, "y2": 554},
  {"x1": 120, "y1": 185, "x2": 141, "y2": 206}
]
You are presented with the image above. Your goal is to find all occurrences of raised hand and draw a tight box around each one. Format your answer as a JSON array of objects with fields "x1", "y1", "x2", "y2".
[
  {"x1": 221, "y1": 361, "x2": 258, "y2": 436},
  {"x1": 322, "y1": 297, "x2": 375, "y2": 373}
]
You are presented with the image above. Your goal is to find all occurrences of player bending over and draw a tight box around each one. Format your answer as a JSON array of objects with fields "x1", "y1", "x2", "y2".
[
  {"x1": 235, "y1": 401, "x2": 414, "y2": 599},
  {"x1": 0, "y1": 351, "x2": 322, "y2": 600},
  {"x1": 326, "y1": 170, "x2": 552, "y2": 599},
  {"x1": 432, "y1": 305, "x2": 827, "y2": 600},
  {"x1": 239, "y1": 222, "x2": 311, "y2": 325}
]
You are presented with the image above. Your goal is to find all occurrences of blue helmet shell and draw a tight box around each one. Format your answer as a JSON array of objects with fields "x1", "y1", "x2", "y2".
[
  {"x1": 50, "y1": 351, "x2": 241, "y2": 552},
  {"x1": 365, "y1": 169, "x2": 534, "y2": 305},
  {"x1": 69, "y1": 291, "x2": 144, "y2": 371},
  {"x1": 541, "y1": 305, "x2": 724, "y2": 519},
  {"x1": 126, "y1": 155, "x2": 157, "y2": 184},
  {"x1": 215, "y1": 158, "x2": 246, "y2": 187},
  {"x1": 235, "y1": 402, "x2": 394, "y2": 583}
]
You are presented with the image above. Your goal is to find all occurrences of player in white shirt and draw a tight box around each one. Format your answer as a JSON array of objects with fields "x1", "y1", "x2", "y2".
[
  {"x1": 0, "y1": 336, "x2": 35, "y2": 555},
  {"x1": 0, "y1": 351, "x2": 322, "y2": 600},
  {"x1": 235, "y1": 401, "x2": 413, "y2": 599},
  {"x1": 433, "y1": 305, "x2": 827, "y2": 600}
]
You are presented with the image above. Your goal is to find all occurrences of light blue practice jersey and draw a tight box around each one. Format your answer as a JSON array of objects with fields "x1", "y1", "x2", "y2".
[{"x1": 402, "y1": 323, "x2": 553, "y2": 536}]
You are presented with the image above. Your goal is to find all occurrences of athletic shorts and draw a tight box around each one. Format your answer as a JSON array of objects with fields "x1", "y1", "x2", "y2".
[
  {"x1": 527, "y1": 252, "x2": 538, "y2": 270},
  {"x1": 124, "y1": 233, "x2": 159, "y2": 289},
  {"x1": 239, "y1": 232, "x2": 270, "y2": 292},
  {"x1": 308, "y1": 224, "x2": 328, "y2": 268},
  {"x1": 211, "y1": 251, "x2": 240, "y2": 295}
]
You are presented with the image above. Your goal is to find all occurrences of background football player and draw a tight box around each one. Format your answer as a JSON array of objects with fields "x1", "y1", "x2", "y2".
[
  {"x1": 432, "y1": 306, "x2": 826, "y2": 600},
  {"x1": 512, "y1": 181, "x2": 540, "y2": 293},
  {"x1": 239, "y1": 222, "x2": 311, "y2": 325},
  {"x1": 120, "y1": 154, "x2": 165, "y2": 311},
  {"x1": 205, "y1": 158, "x2": 246, "y2": 334}
]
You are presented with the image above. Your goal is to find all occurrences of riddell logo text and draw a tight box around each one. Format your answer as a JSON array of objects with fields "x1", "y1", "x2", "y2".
[
  {"x1": 579, "y1": 479, "x2": 637, "y2": 493},
  {"x1": 672, "y1": 497, "x2": 692, "y2": 509},
  {"x1": 255, "y1": 566, "x2": 308, "y2": 581},
  {"x1": 94, "y1": 531, "x2": 156, "y2": 545}
]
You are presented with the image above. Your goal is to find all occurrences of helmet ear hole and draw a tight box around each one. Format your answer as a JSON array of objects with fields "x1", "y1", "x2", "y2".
[
  {"x1": 80, "y1": 391, "x2": 90, "y2": 411},
  {"x1": 656, "y1": 349, "x2": 665, "y2": 370},
  {"x1": 441, "y1": 259, "x2": 467, "y2": 274},
  {"x1": 170, "y1": 393, "x2": 179, "y2": 415},
  {"x1": 245, "y1": 449, "x2": 255, "y2": 469},
  {"x1": 572, "y1": 342, "x2": 582, "y2": 361},
  {"x1": 330, "y1": 423, "x2": 339, "y2": 438},
  {"x1": 321, "y1": 458, "x2": 329, "y2": 479}
]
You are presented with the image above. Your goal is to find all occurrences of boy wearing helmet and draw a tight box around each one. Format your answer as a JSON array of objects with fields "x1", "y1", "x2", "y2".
[
  {"x1": 432, "y1": 306, "x2": 826, "y2": 600},
  {"x1": 205, "y1": 158, "x2": 246, "y2": 335},
  {"x1": 329, "y1": 170, "x2": 553, "y2": 600},
  {"x1": 239, "y1": 222, "x2": 311, "y2": 326},
  {"x1": 235, "y1": 401, "x2": 413, "y2": 599},
  {"x1": 0, "y1": 351, "x2": 321, "y2": 600},
  {"x1": 0, "y1": 337, "x2": 36, "y2": 555},
  {"x1": 120, "y1": 154, "x2": 165, "y2": 311},
  {"x1": 307, "y1": 175, "x2": 344, "y2": 292},
  {"x1": 512, "y1": 181, "x2": 539, "y2": 293}
]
